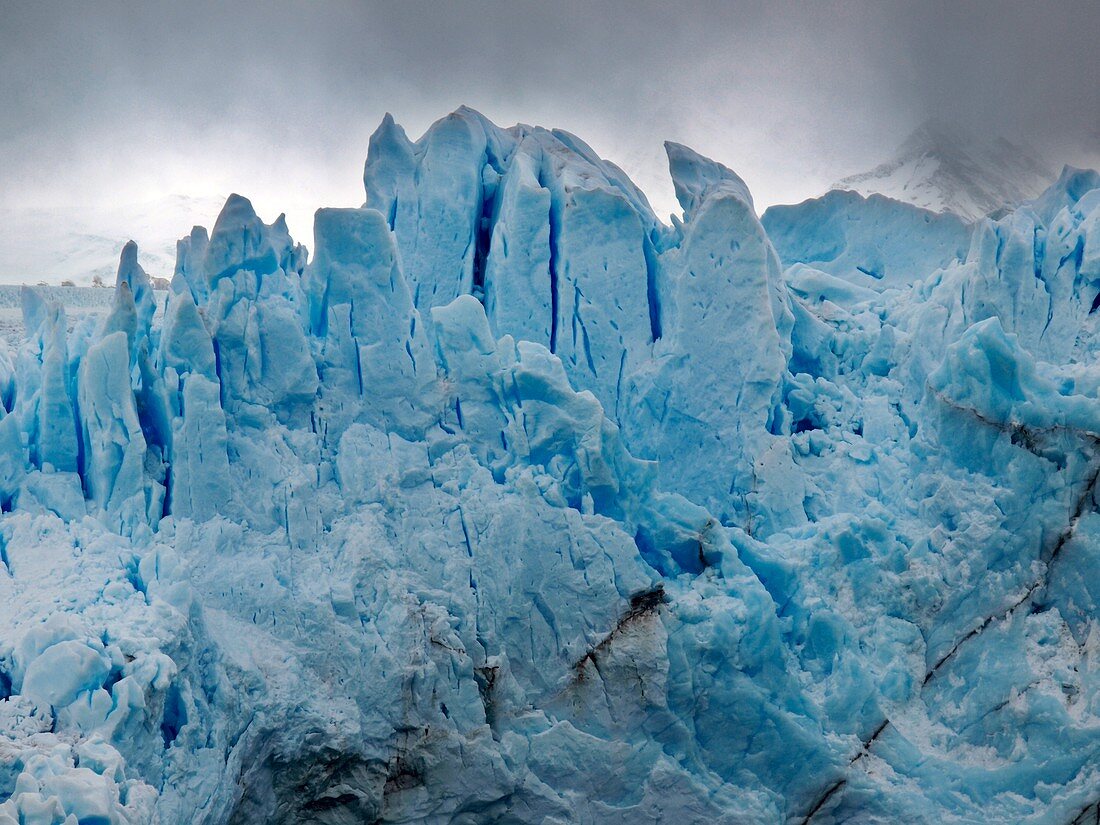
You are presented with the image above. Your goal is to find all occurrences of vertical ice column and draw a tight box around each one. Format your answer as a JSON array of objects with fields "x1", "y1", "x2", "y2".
[
  {"x1": 482, "y1": 139, "x2": 553, "y2": 349},
  {"x1": 626, "y1": 143, "x2": 796, "y2": 531},
  {"x1": 159, "y1": 290, "x2": 217, "y2": 385},
  {"x1": 513, "y1": 128, "x2": 656, "y2": 428},
  {"x1": 484, "y1": 128, "x2": 659, "y2": 428},
  {"x1": 114, "y1": 241, "x2": 157, "y2": 354},
  {"x1": 158, "y1": 287, "x2": 230, "y2": 522},
  {"x1": 77, "y1": 331, "x2": 162, "y2": 534},
  {"x1": 17, "y1": 289, "x2": 80, "y2": 475},
  {"x1": 171, "y1": 225, "x2": 210, "y2": 303},
  {"x1": 308, "y1": 207, "x2": 436, "y2": 440},
  {"x1": 101, "y1": 254, "x2": 173, "y2": 492},
  {"x1": 0, "y1": 340, "x2": 23, "y2": 506},
  {"x1": 364, "y1": 109, "x2": 497, "y2": 320},
  {"x1": 169, "y1": 374, "x2": 231, "y2": 522},
  {"x1": 200, "y1": 195, "x2": 317, "y2": 422}
]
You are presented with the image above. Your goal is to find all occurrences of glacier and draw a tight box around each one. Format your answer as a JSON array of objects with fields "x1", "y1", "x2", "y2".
[{"x1": 0, "y1": 107, "x2": 1099, "y2": 824}]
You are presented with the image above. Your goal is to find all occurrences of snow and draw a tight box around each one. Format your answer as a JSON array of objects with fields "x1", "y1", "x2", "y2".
[
  {"x1": 833, "y1": 120, "x2": 1056, "y2": 222},
  {"x1": 0, "y1": 107, "x2": 1098, "y2": 824},
  {"x1": 0, "y1": 194, "x2": 229, "y2": 286}
]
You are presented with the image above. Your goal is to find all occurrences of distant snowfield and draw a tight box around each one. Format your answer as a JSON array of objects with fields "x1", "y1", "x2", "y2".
[
  {"x1": 0, "y1": 285, "x2": 166, "y2": 345},
  {"x1": 0, "y1": 194, "x2": 228, "y2": 287}
]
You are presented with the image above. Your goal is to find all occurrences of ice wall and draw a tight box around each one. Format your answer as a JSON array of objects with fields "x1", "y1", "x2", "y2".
[{"x1": 0, "y1": 109, "x2": 1098, "y2": 825}]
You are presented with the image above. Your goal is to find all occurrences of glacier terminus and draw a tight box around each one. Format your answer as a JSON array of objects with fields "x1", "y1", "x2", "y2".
[{"x1": 1, "y1": 107, "x2": 1099, "y2": 824}]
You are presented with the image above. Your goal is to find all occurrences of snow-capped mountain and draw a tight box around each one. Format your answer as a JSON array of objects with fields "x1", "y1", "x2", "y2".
[{"x1": 833, "y1": 121, "x2": 1055, "y2": 221}]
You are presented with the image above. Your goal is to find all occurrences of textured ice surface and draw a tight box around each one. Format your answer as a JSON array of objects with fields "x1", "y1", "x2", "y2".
[
  {"x1": 0, "y1": 108, "x2": 1099, "y2": 824},
  {"x1": 762, "y1": 190, "x2": 972, "y2": 291}
]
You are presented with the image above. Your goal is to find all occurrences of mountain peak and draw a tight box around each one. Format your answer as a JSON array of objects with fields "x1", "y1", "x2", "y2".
[{"x1": 833, "y1": 120, "x2": 1055, "y2": 221}]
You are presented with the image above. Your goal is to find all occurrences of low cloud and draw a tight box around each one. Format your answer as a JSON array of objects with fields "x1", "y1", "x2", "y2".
[{"x1": 0, "y1": 0, "x2": 1095, "y2": 239}]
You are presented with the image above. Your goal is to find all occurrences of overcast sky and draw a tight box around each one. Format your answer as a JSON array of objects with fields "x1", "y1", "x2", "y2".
[{"x1": 1, "y1": 0, "x2": 1097, "y2": 242}]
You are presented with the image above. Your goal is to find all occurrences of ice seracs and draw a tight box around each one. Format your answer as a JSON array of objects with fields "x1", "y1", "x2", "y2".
[{"x1": 0, "y1": 107, "x2": 1098, "y2": 825}]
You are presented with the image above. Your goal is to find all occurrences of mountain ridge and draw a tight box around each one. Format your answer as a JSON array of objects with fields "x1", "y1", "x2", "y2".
[{"x1": 832, "y1": 120, "x2": 1056, "y2": 221}]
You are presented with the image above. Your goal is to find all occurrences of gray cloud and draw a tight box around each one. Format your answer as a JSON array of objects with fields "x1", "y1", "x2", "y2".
[
  {"x1": 892, "y1": 0, "x2": 1100, "y2": 151},
  {"x1": 0, "y1": 0, "x2": 1096, "y2": 240}
]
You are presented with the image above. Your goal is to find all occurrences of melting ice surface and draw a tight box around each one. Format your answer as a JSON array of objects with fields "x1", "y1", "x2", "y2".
[{"x1": 1, "y1": 107, "x2": 1099, "y2": 824}]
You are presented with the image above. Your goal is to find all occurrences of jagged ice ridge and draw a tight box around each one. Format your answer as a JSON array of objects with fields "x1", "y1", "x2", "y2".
[{"x1": 1, "y1": 107, "x2": 1099, "y2": 824}]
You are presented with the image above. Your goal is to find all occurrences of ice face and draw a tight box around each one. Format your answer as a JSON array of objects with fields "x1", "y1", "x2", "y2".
[
  {"x1": 762, "y1": 189, "x2": 973, "y2": 290},
  {"x1": 0, "y1": 107, "x2": 1099, "y2": 825}
]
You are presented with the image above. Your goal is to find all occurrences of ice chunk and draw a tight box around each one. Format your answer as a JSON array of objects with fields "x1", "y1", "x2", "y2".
[
  {"x1": 159, "y1": 289, "x2": 216, "y2": 382},
  {"x1": 624, "y1": 142, "x2": 795, "y2": 530},
  {"x1": 171, "y1": 225, "x2": 210, "y2": 301},
  {"x1": 20, "y1": 295, "x2": 80, "y2": 474},
  {"x1": 22, "y1": 640, "x2": 110, "y2": 708},
  {"x1": 168, "y1": 374, "x2": 231, "y2": 521}
]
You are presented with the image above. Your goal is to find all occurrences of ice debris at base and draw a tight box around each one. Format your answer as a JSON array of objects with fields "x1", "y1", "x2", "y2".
[{"x1": 0, "y1": 107, "x2": 1099, "y2": 825}]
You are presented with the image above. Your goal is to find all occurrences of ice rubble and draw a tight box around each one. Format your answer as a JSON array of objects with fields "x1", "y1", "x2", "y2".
[{"x1": 0, "y1": 107, "x2": 1099, "y2": 824}]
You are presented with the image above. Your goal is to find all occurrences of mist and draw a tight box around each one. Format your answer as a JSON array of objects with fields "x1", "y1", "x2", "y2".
[{"x1": 1, "y1": 0, "x2": 1096, "y2": 245}]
